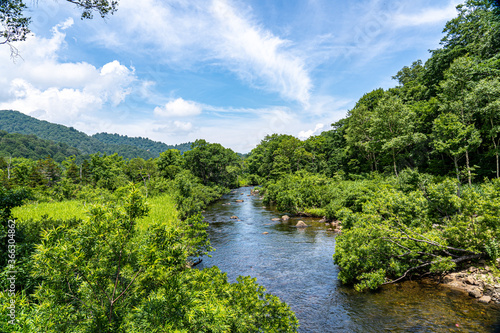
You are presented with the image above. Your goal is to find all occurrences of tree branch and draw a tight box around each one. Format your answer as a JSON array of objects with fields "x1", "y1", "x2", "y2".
[{"x1": 112, "y1": 267, "x2": 142, "y2": 305}]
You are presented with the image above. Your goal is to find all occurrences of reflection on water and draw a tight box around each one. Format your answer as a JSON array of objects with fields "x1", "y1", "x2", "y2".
[{"x1": 198, "y1": 187, "x2": 500, "y2": 332}]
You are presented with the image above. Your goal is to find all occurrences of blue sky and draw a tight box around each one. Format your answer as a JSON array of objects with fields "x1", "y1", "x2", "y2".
[{"x1": 0, "y1": 0, "x2": 462, "y2": 152}]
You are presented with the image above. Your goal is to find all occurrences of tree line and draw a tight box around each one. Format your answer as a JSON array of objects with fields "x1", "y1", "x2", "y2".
[
  {"x1": 0, "y1": 110, "x2": 192, "y2": 159},
  {"x1": 247, "y1": 0, "x2": 500, "y2": 184},
  {"x1": 246, "y1": 0, "x2": 500, "y2": 291}
]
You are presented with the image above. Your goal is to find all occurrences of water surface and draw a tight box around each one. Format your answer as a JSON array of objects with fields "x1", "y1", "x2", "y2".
[{"x1": 198, "y1": 187, "x2": 500, "y2": 332}]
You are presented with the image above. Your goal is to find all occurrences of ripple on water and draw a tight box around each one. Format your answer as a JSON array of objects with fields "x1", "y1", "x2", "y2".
[{"x1": 200, "y1": 187, "x2": 500, "y2": 333}]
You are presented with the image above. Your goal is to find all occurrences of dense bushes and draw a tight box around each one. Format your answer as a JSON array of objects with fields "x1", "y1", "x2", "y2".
[
  {"x1": 1, "y1": 186, "x2": 298, "y2": 332},
  {"x1": 334, "y1": 178, "x2": 500, "y2": 291}
]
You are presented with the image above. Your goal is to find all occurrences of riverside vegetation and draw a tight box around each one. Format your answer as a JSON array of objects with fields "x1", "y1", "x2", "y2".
[
  {"x1": 0, "y1": 141, "x2": 299, "y2": 332},
  {"x1": 1, "y1": 0, "x2": 500, "y2": 331}
]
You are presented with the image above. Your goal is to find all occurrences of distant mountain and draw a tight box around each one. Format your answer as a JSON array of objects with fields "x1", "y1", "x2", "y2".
[
  {"x1": 0, "y1": 110, "x2": 191, "y2": 159},
  {"x1": 0, "y1": 130, "x2": 82, "y2": 163},
  {"x1": 92, "y1": 133, "x2": 192, "y2": 156}
]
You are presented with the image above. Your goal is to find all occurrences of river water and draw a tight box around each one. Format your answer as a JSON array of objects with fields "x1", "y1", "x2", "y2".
[{"x1": 198, "y1": 187, "x2": 500, "y2": 332}]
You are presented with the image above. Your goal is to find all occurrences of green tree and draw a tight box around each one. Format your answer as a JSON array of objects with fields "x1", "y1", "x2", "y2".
[
  {"x1": 439, "y1": 56, "x2": 482, "y2": 184},
  {"x1": 370, "y1": 95, "x2": 426, "y2": 176},
  {"x1": 345, "y1": 90, "x2": 386, "y2": 172},
  {"x1": 62, "y1": 156, "x2": 80, "y2": 184},
  {"x1": 333, "y1": 179, "x2": 499, "y2": 291},
  {"x1": 125, "y1": 158, "x2": 157, "y2": 195},
  {"x1": 183, "y1": 140, "x2": 240, "y2": 187},
  {"x1": 157, "y1": 149, "x2": 183, "y2": 180},
  {"x1": 31, "y1": 187, "x2": 162, "y2": 331},
  {"x1": 469, "y1": 77, "x2": 500, "y2": 178},
  {"x1": 23, "y1": 186, "x2": 297, "y2": 332},
  {"x1": 432, "y1": 113, "x2": 481, "y2": 183},
  {"x1": 88, "y1": 153, "x2": 127, "y2": 191}
]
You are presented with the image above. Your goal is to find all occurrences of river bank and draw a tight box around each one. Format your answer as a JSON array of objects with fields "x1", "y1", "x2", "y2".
[
  {"x1": 201, "y1": 187, "x2": 500, "y2": 332},
  {"x1": 438, "y1": 259, "x2": 500, "y2": 304}
]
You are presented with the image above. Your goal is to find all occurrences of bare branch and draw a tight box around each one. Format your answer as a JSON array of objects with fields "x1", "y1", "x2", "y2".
[{"x1": 112, "y1": 267, "x2": 142, "y2": 305}]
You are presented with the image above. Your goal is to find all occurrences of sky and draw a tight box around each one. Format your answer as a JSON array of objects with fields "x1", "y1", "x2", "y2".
[{"x1": 0, "y1": 0, "x2": 463, "y2": 153}]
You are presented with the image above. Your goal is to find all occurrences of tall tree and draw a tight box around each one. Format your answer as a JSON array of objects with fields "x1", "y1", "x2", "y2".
[
  {"x1": 370, "y1": 95, "x2": 426, "y2": 176},
  {"x1": 345, "y1": 89, "x2": 386, "y2": 172},
  {"x1": 469, "y1": 77, "x2": 500, "y2": 178},
  {"x1": 439, "y1": 56, "x2": 482, "y2": 185},
  {"x1": 432, "y1": 113, "x2": 481, "y2": 183},
  {"x1": 183, "y1": 140, "x2": 240, "y2": 187}
]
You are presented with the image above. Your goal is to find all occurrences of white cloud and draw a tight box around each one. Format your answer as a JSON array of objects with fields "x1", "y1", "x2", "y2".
[
  {"x1": 173, "y1": 120, "x2": 193, "y2": 131},
  {"x1": 154, "y1": 98, "x2": 202, "y2": 117},
  {"x1": 90, "y1": 0, "x2": 312, "y2": 105},
  {"x1": 0, "y1": 20, "x2": 138, "y2": 123},
  {"x1": 393, "y1": 1, "x2": 460, "y2": 27},
  {"x1": 209, "y1": 0, "x2": 312, "y2": 105},
  {"x1": 298, "y1": 123, "x2": 325, "y2": 140},
  {"x1": 0, "y1": 79, "x2": 102, "y2": 121}
]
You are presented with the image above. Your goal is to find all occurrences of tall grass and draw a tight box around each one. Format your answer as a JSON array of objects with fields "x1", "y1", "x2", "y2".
[
  {"x1": 11, "y1": 194, "x2": 179, "y2": 231},
  {"x1": 137, "y1": 194, "x2": 178, "y2": 231},
  {"x1": 12, "y1": 200, "x2": 88, "y2": 222}
]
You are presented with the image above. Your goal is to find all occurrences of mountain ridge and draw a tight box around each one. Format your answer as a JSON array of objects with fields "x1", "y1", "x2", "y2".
[{"x1": 0, "y1": 110, "x2": 192, "y2": 159}]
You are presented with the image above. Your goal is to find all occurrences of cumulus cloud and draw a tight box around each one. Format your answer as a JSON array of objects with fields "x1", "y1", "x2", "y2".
[
  {"x1": 0, "y1": 20, "x2": 138, "y2": 123},
  {"x1": 154, "y1": 98, "x2": 202, "y2": 117},
  {"x1": 173, "y1": 120, "x2": 193, "y2": 131},
  {"x1": 298, "y1": 123, "x2": 325, "y2": 140}
]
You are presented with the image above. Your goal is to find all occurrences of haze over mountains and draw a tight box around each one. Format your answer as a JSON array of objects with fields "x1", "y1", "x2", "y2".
[{"x1": 0, "y1": 110, "x2": 192, "y2": 160}]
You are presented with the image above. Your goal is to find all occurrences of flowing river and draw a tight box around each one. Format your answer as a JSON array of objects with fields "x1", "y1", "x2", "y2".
[{"x1": 198, "y1": 187, "x2": 500, "y2": 332}]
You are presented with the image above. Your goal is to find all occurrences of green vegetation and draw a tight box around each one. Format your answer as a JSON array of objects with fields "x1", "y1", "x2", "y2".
[
  {"x1": 0, "y1": 110, "x2": 191, "y2": 159},
  {"x1": 11, "y1": 200, "x2": 87, "y2": 221},
  {"x1": 1, "y1": 134, "x2": 298, "y2": 331},
  {"x1": 0, "y1": 131, "x2": 82, "y2": 163},
  {"x1": 92, "y1": 132, "x2": 192, "y2": 156},
  {"x1": 2, "y1": 0, "x2": 500, "y2": 330},
  {"x1": 248, "y1": 0, "x2": 500, "y2": 291}
]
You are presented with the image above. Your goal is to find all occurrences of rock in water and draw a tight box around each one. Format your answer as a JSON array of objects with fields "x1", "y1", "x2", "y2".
[
  {"x1": 296, "y1": 221, "x2": 308, "y2": 228},
  {"x1": 478, "y1": 296, "x2": 491, "y2": 304},
  {"x1": 231, "y1": 215, "x2": 238, "y2": 219},
  {"x1": 282, "y1": 215, "x2": 290, "y2": 221}
]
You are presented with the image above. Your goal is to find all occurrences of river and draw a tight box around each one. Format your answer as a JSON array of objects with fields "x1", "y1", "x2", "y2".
[{"x1": 198, "y1": 187, "x2": 500, "y2": 332}]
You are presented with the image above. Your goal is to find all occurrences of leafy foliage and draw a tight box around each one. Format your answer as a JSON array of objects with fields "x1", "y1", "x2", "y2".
[
  {"x1": 333, "y1": 178, "x2": 500, "y2": 290},
  {"x1": 92, "y1": 132, "x2": 192, "y2": 157}
]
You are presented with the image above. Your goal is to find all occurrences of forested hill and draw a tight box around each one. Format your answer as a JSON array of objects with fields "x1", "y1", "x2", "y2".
[
  {"x1": 0, "y1": 110, "x2": 190, "y2": 159},
  {"x1": 92, "y1": 133, "x2": 192, "y2": 156},
  {"x1": 0, "y1": 130, "x2": 82, "y2": 163}
]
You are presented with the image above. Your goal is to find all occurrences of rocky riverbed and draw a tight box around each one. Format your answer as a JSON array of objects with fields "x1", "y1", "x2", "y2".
[{"x1": 440, "y1": 259, "x2": 500, "y2": 304}]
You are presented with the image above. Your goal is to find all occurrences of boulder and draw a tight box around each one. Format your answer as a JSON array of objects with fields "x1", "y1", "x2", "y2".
[
  {"x1": 281, "y1": 215, "x2": 290, "y2": 221},
  {"x1": 235, "y1": 199, "x2": 244, "y2": 203},
  {"x1": 230, "y1": 216, "x2": 238, "y2": 219},
  {"x1": 465, "y1": 276, "x2": 476, "y2": 285},
  {"x1": 468, "y1": 287, "x2": 483, "y2": 298},
  {"x1": 262, "y1": 232, "x2": 269, "y2": 235},
  {"x1": 296, "y1": 221, "x2": 308, "y2": 228},
  {"x1": 271, "y1": 218, "x2": 280, "y2": 221},
  {"x1": 478, "y1": 296, "x2": 491, "y2": 304}
]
